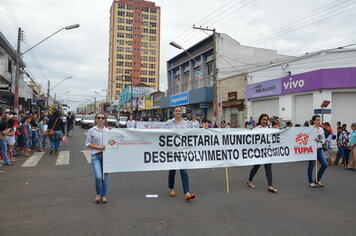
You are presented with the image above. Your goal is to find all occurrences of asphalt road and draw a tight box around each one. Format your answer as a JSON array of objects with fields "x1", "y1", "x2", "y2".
[{"x1": 0, "y1": 126, "x2": 355, "y2": 236}]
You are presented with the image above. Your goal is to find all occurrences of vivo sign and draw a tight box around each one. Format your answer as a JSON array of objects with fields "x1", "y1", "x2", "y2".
[{"x1": 246, "y1": 67, "x2": 356, "y2": 99}]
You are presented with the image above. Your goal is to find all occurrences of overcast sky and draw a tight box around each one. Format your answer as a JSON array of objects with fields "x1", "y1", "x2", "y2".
[{"x1": 1, "y1": 0, "x2": 356, "y2": 111}]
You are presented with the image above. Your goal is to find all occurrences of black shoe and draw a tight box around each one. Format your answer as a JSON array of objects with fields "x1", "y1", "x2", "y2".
[
  {"x1": 268, "y1": 188, "x2": 278, "y2": 193},
  {"x1": 314, "y1": 181, "x2": 324, "y2": 187},
  {"x1": 50, "y1": 149, "x2": 54, "y2": 154}
]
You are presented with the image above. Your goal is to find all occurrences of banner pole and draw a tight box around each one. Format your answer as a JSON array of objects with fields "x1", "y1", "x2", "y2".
[
  {"x1": 225, "y1": 167, "x2": 230, "y2": 193},
  {"x1": 315, "y1": 160, "x2": 318, "y2": 182}
]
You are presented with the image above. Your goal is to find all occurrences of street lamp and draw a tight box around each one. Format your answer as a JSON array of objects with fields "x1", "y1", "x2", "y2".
[
  {"x1": 170, "y1": 41, "x2": 198, "y2": 64},
  {"x1": 14, "y1": 24, "x2": 80, "y2": 113},
  {"x1": 47, "y1": 76, "x2": 73, "y2": 108}
]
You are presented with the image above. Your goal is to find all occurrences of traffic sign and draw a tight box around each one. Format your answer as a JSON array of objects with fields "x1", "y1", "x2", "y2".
[{"x1": 320, "y1": 100, "x2": 331, "y2": 108}]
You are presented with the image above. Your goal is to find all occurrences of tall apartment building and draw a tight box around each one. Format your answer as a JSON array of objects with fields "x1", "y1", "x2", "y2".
[{"x1": 108, "y1": 0, "x2": 160, "y2": 101}]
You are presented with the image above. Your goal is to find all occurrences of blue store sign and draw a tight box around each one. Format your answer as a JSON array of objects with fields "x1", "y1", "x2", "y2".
[{"x1": 170, "y1": 92, "x2": 189, "y2": 106}]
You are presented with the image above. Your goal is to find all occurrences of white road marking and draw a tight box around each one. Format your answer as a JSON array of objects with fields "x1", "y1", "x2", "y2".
[
  {"x1": 81, "y1": 150, "x2": 92, "y2": 163},
  {"x1": 55, "y1": 151, "x2": 70, "y2": 165},
  {"x1": 22, "y1": 152, "x2": 45, "y2": 167}
]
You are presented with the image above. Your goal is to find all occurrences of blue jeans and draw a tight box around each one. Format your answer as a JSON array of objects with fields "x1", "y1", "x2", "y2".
[
  {"x1": 91, "y1": 153, "x2": 108, "y2": 197},
  {"x1": 31, "y1": 130, "x2": 37, "y2": 149},
  {"x1": 50, "y1": 131, "x2": 62, "y2": 153},
  {"x1": 0, "y1": 140, "x2": 10, "y2": 164},
  {"x1": 38, "y1": 135, "x2": 44, "y2": 150},
  {"x1": 334, "y1": 146, "x2": 347, "y2": 165},
  {"x1": 168, "y1": 169, "x2": 189, "y2": 193},
  {"x1": 308, "y1": 148, "x2": 328, "y2": 183}
]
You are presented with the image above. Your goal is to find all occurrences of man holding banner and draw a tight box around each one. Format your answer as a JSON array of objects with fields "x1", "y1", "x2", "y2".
[{"x1": 163, "y1": 106, "x2": 196, "y2": 200}]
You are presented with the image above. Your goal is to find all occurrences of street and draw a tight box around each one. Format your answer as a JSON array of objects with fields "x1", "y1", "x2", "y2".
[{"x1": 0, "y1": 126, "x2": 355, "y2": 236}]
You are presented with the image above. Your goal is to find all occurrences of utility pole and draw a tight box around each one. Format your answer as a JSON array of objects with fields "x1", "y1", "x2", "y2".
[
  {"x1": 47, "y1": 80, "x2": 50, "y2": 109},
  {"x1": 94, "y1": 97, "x2": 97, "y2": 114},
  {"x1": 192, "y1": 26, "x2": 219, "y2": 126},
  {"x1": 14, "y1": 28, "x2": 22, "y2": 113}
]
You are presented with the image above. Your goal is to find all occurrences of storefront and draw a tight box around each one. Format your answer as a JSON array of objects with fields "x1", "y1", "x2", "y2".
[{"x1": 246, "y1": 67, "x2": 356, "y2": 127}]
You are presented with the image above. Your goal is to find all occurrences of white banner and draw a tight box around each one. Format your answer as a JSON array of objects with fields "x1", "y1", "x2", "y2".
[
  {"x1": 103, "y1": 128, "x2": 317, "y2": 173},
  {"x1": 136, "y1": 121, "x2": 166, "y2": 129}
]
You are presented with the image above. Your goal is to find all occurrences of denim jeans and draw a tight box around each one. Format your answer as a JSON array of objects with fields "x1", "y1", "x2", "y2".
[
  {"x1": 308, "y1": 148, "x2": 328, "y2": 183},
  {"x1": 91, "y1": 153, "x2": 108, "y2": 197},
  {"x1": 31, "y1": 130, "x2": 37, "y2": 149},
  {"x1": 0, "y1": 140, "x2": 10, "y2": 164},
  {"x1": 334, "y1": 146, "x2": 347, "y2": 165},
  {"x1": 168, "y1": 169, "x2": 189, "y2": 194},
  {"x1": 38, "y1": 135, "x2": 44, "y2": 150},
  {"x1": 50, "y1": 131, "x2": 62, "y2": 153}
]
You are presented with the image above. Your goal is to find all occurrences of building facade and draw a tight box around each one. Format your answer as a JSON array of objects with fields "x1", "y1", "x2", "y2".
[
  {"x1": 108, "y1": 0, "x2": 160, "y2": 101},
  {"x1": 246, "y1": 49, "x2": 356, "y2": 130}
]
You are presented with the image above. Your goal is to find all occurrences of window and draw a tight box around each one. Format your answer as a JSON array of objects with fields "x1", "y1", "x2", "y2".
[
  {"x1": 142, "y1": 14, "x2": 149, "y2": 19},
  {"x1": 141, "y1": 42, "x2": 148, "y2": 47},
  {"x1": 149, "y1": 78, "x2": 155, "y2": 83},
  {"x1": 149, "y1": 36, "x2": 156, "y2": 41},
  {"x1": 149, "y1": 22, "x2": 156, "y2": 27},
  {"x1": 126, "y1": 33, "x2": 133, "y2": 38},
  {"x1": 117, "y1": 32, "x2": 125, "y2": 38},
  {"x1": 118, "y1": 18, "x2": 125, "y2": 23},
  {"x1": 149, "y1": 50, "x2": 156, "y2": 55},
  {"x1": 150, "y1": 15, "x2": 157, "y2": 20},
  {"x1": 118, "y1": 11, "x2": 125, "y2": 16},
  {"x1": 116, "y1": 68, "x2": 123, "y2": 74},
  {"x1": 142, "y1": 28, "x2": 148, "y2": 33},
  {"x1": 141, "y1": 35, "x2": 148, "y2": 41},
  {"x1": 117, "y1": 40, "x2": 125, "y2": 45},
  {"x1": 117, "y1": 54, "x2": 124, "y2": 59},
  {"x1": 126, "y1": 12, "x2": 133, "y2": 17},
  {"x1": 141, "y1": 70, "x2": 148, "y2": 75},
  {"x1": 118, "y1": 4, "x2": 125, "y2": 9},
  {"x1": 124, "y1": 76, "x2": 132, "y2": 82},
  {"x1": 141, "y1": 63, "x2": 148, "y2": 68},
  {"x1": 141, "y1": 56, "x2": 148, "y2": 61},
  {"x1": 125, "y1": 47, "x2": 132, "y2": 53},
  {"x1": 142, "y1": 7, "x2": 149, "y2": 12},
  {"x1": 118, "y1": 25, "x2": 125, "y2": 31},
  {"x1": 125, "y1": 55, "x2": 132, "y2": 60},
  {"x1": 149, "y1": 29, "x2": 156, "y2": 34},
  {"x1": 142, "y1": 21, "x2": 149, "y2": 27},
  {"x1": 126, "y1": 40, "x2": 133, "y2": 45},
  {"x1": 116, "y1": 61, "x2": 124, "y2": 66},
  {"x1": 140, "y1": 77, "x2": 147, "y2": 82},
  {"x1": 150, "y1": 8, "x2": 157, "y2": 13},
  {"x1": 117, "y1": 47, "x2": 124, "y2": 52},
  {"x1": 126, "y1": 5, "x2": 133, "y2": 10},
  {"x1": 141, "y1": 49, "x2": 148, "y2": 54},
  {"x1": 149, "y1": 57, "x2": 156, "y2": 62},
  {"x1": 125, "y1": 69, "x2": 132, "y2": 74},
  {"x1": 125, "y1": 62, "x2": 132, "y2": 67},
  {"x1": 116, "y1": 76, "x2": 124, "y2": 81},
  {"x1": 126, "y1": 26, "x2": 133, "y2": 31},
  {"x1": 149, "y1": 43, "x2": 156, "y2": 48},
  {"x1": 149, "y1": 64, "x2": 155, "y2": 69},
  {"x1": 149, "y1": 71, "x2": 155, "y2": 76}
]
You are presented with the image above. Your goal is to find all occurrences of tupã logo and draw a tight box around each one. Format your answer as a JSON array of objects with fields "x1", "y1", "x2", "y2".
[
  {"x1": 295, "y1": 133, "x2": 309, "y2": 145},
  {"x1": 294, "y1": 133, "x2": 313, "y2": 154}
]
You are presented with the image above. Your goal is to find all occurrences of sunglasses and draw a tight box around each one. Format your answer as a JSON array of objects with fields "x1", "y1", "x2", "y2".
[{"x1": 96, "y1": 117, "x2": 106, "y2": 120}]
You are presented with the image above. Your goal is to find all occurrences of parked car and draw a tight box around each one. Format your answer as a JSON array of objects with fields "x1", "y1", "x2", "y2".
[
  {"x1": 116, "y1": 116, "x2": 128, "y2": 128},
  {"x1": 81, "y1": 115, "x2": 95, "y2": 129},
  {"x1": 107, "y1": 115, "x2": 117, "y2": 127},
  {"x1": 75, "y1": 114, "x2": 84, "y2": 126}
]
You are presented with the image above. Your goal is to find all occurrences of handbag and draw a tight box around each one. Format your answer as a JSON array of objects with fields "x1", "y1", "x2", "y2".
[{"x1": 46, "y1": 117, "x2": 59, "y2": 136}]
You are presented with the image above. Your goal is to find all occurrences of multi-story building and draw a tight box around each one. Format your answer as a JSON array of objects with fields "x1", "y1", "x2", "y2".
[{"x1": 108, "y1": 0, "x2": 160, "y2": 101}]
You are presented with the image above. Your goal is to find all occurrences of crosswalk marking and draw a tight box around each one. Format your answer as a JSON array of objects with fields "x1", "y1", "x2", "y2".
[
  {"x1": 81, "y1": 150, "x2": 92, "y2": 163},
  {"x1": 22, "y1": 152, "x2": 45, "y2": 167},
  {"x1": 55, "y1": 151, "x2": 70, "y2": 165}
]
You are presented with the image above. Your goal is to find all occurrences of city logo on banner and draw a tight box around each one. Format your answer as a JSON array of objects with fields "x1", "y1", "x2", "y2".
[
  {"x1": 108, "y1": 135, "x2": 151, "y2": 150},
  {"x1": 294, "y1": 133, "x2": 313, "y2": 154}
]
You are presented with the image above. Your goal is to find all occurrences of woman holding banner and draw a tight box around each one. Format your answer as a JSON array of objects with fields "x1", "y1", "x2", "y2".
[
  {"x1": 247, "y1": 113, "x2": 278, "y2": 193},
  {"x1": 307, "y1": 115, "x2": 328, "y2": 188},
  {"x1": 163, "y1": 106, "x2": 196, "y2": 200},
  {"x1": 85, "y1": 112, "x2": 110, "y2": 204}
]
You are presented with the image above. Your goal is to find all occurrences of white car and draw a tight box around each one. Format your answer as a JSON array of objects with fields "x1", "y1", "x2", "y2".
[
  {"x1": 81, "y1": 115, "x2": 95, "y2": 129},
  {"x1": 116, "y1": 116, "x2": 128, "y2": 128},
  {"x1": 75, "y1": 115, "x2": 84, "y2": 125},
  {"x1": 107, "y1": 116, "x2": 117, "y2": 127}
]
